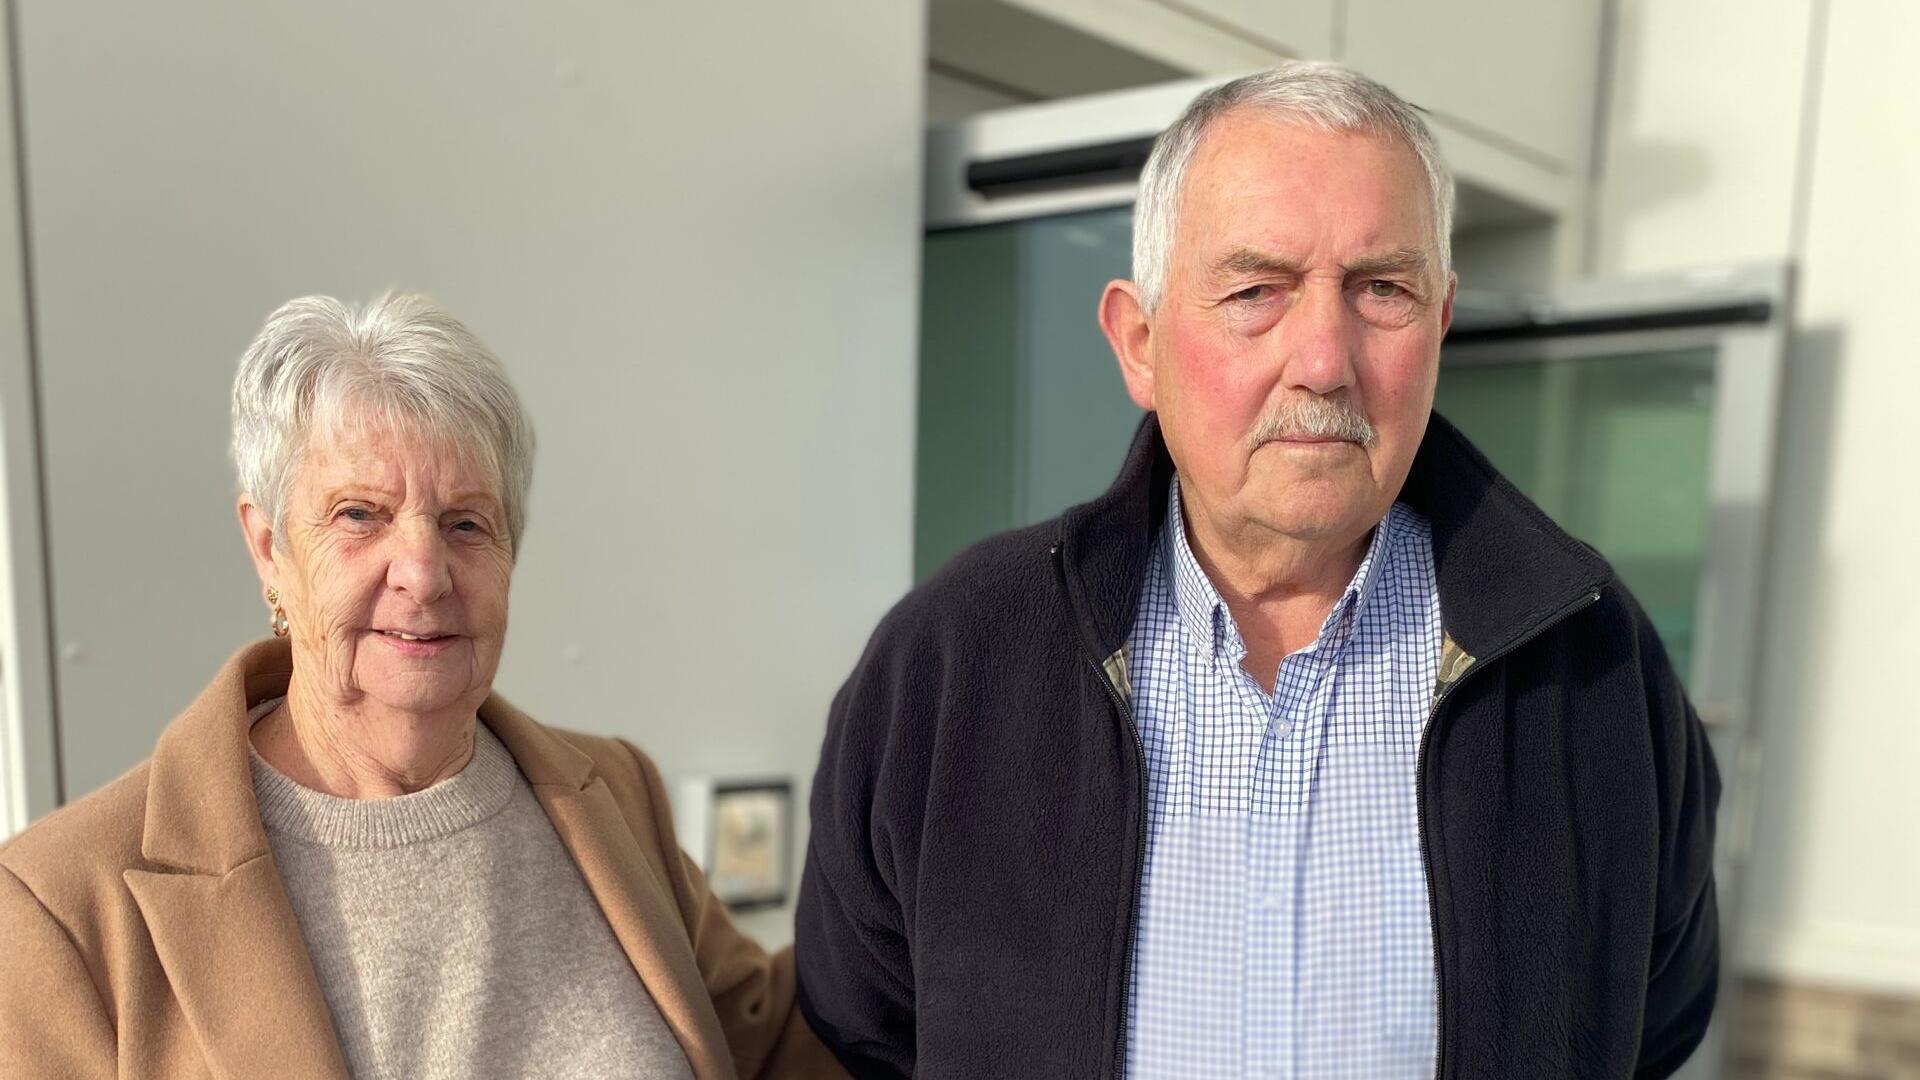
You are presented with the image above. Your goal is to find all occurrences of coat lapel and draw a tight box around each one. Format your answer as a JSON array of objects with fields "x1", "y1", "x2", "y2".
[
  {"x1": 538, "y1": 780, "x2": 735, "y2": 1079},
  {"x1": 483, "y1": 697, "x2": 737, "y2": 1080},
  {"x1": 128, "y1": 640, "x2": 350, "y2": 1079},
  {"x1": 126, "y1": 642, "x2": 734, "y2": 1080},
  {"x1": 125, "y1": 859, "x2": 350, "y2": 1079}
]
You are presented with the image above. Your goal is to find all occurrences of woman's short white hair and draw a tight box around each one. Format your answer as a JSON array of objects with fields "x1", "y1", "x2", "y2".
[
  {"x1": 1132, "y1": 61, "x2": 1455, "y2": 311},
  {"x1": 230, "y1": 292, "x2": 535, "y2": 553}
]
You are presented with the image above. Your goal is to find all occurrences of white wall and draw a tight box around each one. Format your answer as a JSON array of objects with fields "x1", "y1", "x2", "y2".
[
  {"x1": 1596, "y1": 0, "x2": 1920, "y2": 993},
  {"x1": 6, "y1": 1, "x2": 926, "y2": 942},
  {"x1": 1590, "y1": 1, "x2": 1812, "y2": 278}
]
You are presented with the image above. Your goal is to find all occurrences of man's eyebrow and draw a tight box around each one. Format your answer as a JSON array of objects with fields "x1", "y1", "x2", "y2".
[
  {"x1": 1210, "y1": 247, "x2": 1305, "y2": 280},
  {"x1": 1344, "y1": 248, "x2": 1433, "y2": 277},
  {"x1": 1208, "y1": 246, "x2": 1435, "y2": 281}
]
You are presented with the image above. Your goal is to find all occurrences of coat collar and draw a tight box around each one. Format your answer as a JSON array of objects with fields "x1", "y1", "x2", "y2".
[
  {"x1": 128, "y1": 639, "x2": 735, "y2": 1080},
  {"x1": 1395, "y1": 410, "x2": 1612, "y2": 658},
  {"x1": 1058, "y1": 411, "x2": 1612, "y2": 664},
  {"x1": 127, "y1": 639, "x2": 344, "y2": 1079}
]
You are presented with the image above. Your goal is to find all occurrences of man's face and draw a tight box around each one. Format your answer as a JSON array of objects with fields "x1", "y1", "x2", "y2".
[{"x1": 1113, "y1": 111, "x2": 1454, "y2": 551}]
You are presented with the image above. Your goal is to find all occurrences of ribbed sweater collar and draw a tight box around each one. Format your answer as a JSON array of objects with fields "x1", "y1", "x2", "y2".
[{"x1": 247, "y1": 699, "x2": 520, "y2": 850}]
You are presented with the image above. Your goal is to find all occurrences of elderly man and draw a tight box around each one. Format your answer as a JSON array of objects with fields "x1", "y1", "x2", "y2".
[{"x1": 797, "y1": 63, "x2": 1719, "y2": 1079}]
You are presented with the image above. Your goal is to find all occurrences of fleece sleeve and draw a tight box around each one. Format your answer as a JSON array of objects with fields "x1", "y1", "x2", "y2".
[
  {"x1": 1631, "y1": 604, "x2": 1723, "y2": 1079},
  {"x1": 793, "y1": 625, "x2": 922, "y2": 1080}
]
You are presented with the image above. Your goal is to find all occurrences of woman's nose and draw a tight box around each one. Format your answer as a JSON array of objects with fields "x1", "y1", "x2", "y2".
[{"x1": 385, "y1": 519, "x2": 453, "y2": 603}]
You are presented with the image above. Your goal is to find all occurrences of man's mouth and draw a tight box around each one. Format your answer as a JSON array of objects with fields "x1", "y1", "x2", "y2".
[{"x1": 1264, "y1": 434, "x2": 1357, "y2": 447}]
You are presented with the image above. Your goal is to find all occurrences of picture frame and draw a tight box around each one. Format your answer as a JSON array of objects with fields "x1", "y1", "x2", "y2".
[{"x1": 704, "y1": 779, "x2": 793, "y2": 911}]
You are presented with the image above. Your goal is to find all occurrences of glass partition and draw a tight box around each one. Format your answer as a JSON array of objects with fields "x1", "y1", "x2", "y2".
[
  {"x1": 916, "y1": 206, "x2": 1137, "y2": 580},
  {"x1": 919, "y1": 211, "x2": 1769, "y2": 697},
  {"x1": 1435, "y1": 346, "x2": 1719, "y2": 683}
]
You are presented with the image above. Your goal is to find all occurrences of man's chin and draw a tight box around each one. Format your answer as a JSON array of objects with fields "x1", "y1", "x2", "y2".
[{"x1": 1240, "y1": 476, "x2": 1382, "y2": 542}]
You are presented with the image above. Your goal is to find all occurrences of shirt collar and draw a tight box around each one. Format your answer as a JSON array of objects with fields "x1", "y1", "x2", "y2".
[{"x1": 1163, "y1": 474, "x2": 1402, "y2": 663}]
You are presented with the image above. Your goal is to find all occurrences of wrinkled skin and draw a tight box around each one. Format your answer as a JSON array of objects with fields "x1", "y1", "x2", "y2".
[
  {"x1": 1099, "y1": 111, "x2": 1456, "y2": 675},
  {"x1": 240, "y1": 422, "x2": 513, "y2": 795}
]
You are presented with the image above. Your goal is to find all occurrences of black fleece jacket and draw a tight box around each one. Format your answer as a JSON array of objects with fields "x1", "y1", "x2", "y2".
[{"x1": 797, "y1": 412, "x2": 1720, "y2": 1079}]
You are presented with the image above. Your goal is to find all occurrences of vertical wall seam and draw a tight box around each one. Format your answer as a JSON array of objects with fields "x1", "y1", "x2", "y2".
[
  {"x1": 1581, "y1": 0, "x2": 1622, "y2": 278},
  {"x1": 3, "y1": 0, "x2": 63, "y2": 805},
  {"x1": 1786, "y1": 0, "x2": 1830, "y2": 266}
]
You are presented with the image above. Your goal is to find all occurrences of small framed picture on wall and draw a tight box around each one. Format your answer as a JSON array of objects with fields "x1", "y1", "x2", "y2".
[{"x1": 705, "y1": 780, "x2": 793, "y2": 911}]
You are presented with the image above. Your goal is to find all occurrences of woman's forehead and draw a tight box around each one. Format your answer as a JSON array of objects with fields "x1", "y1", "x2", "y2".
[{"x1": 297, "y1": 421, "x2": 500, "y2": 502}]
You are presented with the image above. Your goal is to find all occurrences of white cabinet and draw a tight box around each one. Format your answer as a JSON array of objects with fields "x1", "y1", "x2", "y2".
[
  {"x1": 938, "y1": 0, "x2": 1604, "y2": 219},
  {"x1": 1038, "y1": 0, "x2": 1606, "y2": 175},
  {"x1": 996, "y1": 0, "x2": 1290, "y2": 74},
  {"x1": 930, "y1": 0, "x2": 1605, "y2": 278},
  {"x1": 1343, "y1": 0, "x2": 1605, "y2": 173},
  {"x1": 1145, "y1": 0, "x2": 1337, "y2": 59}
]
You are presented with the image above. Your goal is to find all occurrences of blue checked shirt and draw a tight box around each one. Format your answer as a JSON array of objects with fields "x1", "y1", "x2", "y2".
[{"x1": 1124, "y1": 476, "x2": 1443, "y2": 1079}]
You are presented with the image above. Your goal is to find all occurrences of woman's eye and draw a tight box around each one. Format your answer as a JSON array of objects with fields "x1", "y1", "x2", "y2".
[
  {"x1": 1230, "y1": 284, "x2": 1272, "y2": 303},
  {"x1": 341, "y1": 507, "x2": 373, "y2": 523},
  {"x1": 451, "y1": 520, "x2": 480, "y2": 533},
  {"x1": 1367, "y1": 280, "x2": 1403, "y2": 299}
]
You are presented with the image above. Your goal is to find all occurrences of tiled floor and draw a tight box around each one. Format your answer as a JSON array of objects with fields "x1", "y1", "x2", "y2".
[{"x1": 1730, "y1": 978, "x2": 1920, "y2": 1079}]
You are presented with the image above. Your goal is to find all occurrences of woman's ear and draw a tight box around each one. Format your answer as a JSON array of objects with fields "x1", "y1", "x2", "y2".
[
  {"x1": 1099, "y1": 279, "x2": 1157, "y2": 411},
  {"x1": 237, "y1": 496, "x2": 279, "y2": 592}
]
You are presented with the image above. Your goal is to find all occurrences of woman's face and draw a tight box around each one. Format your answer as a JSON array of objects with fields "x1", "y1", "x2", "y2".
[{"x1": 243, "y1": 423, "x2": 514, "y2": 719}]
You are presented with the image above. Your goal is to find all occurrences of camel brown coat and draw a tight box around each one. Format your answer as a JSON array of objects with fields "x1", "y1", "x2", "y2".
[{"x1": 0, "y1": 639, "x2": 841, "y2": 1079}]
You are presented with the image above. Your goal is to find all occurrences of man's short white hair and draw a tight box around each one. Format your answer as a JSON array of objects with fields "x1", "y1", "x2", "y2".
[
  {"x1": 1132, "y1": 62, "x2": 1455, "y2": 311},
  {"x1": 230, "y1": 292, "x2": 536, "y2": 553}
]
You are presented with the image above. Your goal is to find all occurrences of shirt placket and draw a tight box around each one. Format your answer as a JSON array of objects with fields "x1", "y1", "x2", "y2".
[{"x1": 1247, "y1": 640, "x2": 1343, "y2": 1077}]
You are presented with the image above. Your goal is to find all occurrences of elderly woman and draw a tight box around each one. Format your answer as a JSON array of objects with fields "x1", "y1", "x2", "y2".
[{"x1": 0, "y1": 294, "x2": 839, "y2": 1079}]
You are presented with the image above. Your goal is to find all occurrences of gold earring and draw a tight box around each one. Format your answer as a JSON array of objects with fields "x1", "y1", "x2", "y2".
[{"x1": 265, "y1": 587, "x2": 289, "y2": 638}]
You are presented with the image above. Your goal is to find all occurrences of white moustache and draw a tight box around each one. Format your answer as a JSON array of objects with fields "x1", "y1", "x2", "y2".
[{"x1": 1249, "y1": 396, "x2": 1378, "y2": 448}]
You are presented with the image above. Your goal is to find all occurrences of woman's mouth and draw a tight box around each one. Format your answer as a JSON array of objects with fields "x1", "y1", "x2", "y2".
[{"x1": 372, "y1": 629, "x2": 459, "y2": 656}]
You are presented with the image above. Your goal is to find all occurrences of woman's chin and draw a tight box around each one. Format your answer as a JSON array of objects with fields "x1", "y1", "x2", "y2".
[
  {"x1": 362, "y1": 684, "x2": 479, "y2": 718},
  {"x1": 354, "y1": 656, "x2": 487, "y2": 716}
]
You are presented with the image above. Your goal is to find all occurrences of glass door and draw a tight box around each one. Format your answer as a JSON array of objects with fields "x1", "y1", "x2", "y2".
[
  {"x1": 1435, "y1": 343, "x2": 1719, "y2": 681},
  {"x1": 916, "y1": 205, "x2": 1139, "y2": 580}
]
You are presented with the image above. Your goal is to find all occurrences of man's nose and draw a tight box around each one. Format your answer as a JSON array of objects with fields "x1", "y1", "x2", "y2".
[{"x1": 1278, "y1": 281, "x2": 1359, "y2": 396}]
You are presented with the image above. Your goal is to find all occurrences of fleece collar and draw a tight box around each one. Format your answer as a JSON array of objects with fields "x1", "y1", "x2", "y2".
[{"x1": 1057, "y1": 412, "x2": 1612, "y2": 665}]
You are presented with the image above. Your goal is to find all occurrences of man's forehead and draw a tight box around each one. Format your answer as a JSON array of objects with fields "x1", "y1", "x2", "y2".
[
  {"x1": 1181, "y1": 112, "x2": 1428, "y2": 211},
  {"x1": 1173, "y1": 114, "x2": 1437, "y2": 271}
]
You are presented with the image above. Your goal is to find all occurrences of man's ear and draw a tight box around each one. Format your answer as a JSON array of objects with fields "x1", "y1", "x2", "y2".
[
  {"x1": 1099, "y1": 279, "x2": 1157, "y2": 411},
  {"x1": 1439, "y1": 269, "x2": 1458, "y2": 338},
  {"x1": 238, "y1": 496, "x2": 279, "y2": 594}
]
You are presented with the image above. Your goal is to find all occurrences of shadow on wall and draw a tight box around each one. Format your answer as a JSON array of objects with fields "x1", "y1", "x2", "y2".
[
  {"x1": 1592, "y1": 0, "x2": 1715, "y2": 266},
  {"x1": 1737, "y1": 321, "x2": 1844, "y2": 956}
]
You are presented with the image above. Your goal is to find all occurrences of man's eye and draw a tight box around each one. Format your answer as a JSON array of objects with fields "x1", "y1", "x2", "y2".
[
  {"x1": 1366, "y1": 280, "x2": 1404, "y2": 299},
  {"x1": 1230, "y1": 284, "x2": 1273, "y2": 303}
]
